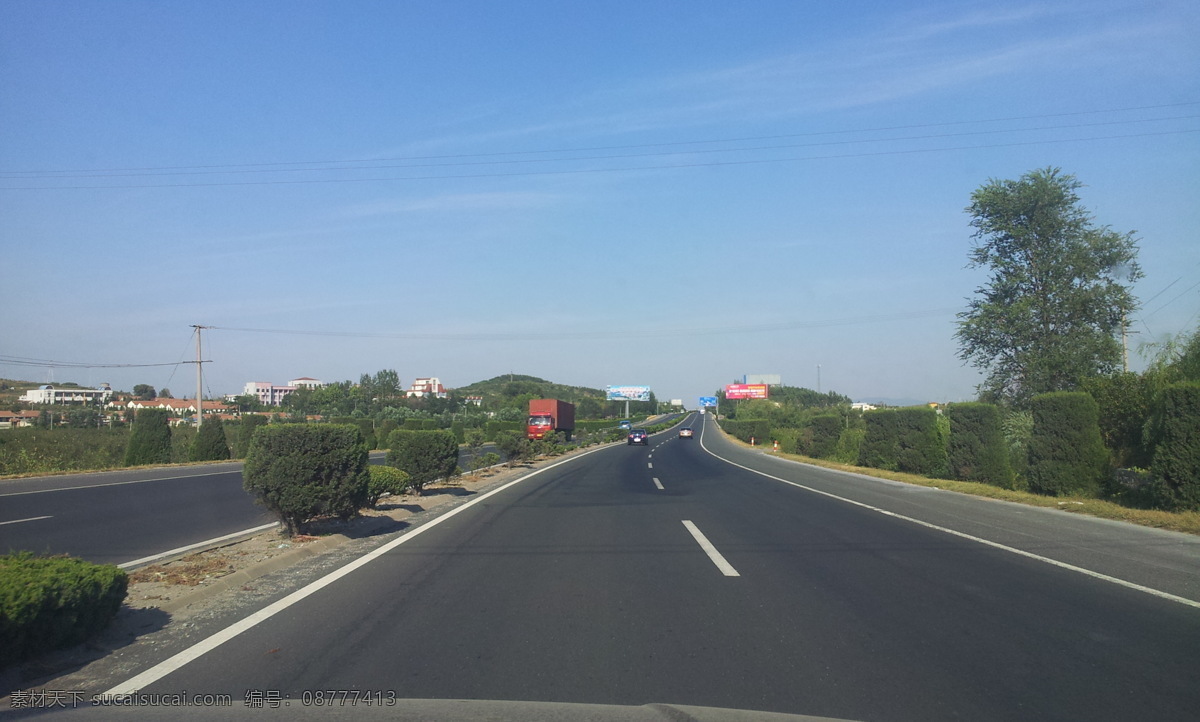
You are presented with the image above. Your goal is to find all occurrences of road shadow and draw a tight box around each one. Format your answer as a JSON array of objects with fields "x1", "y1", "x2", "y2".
[{"x1": 1, "y1": 604, "x2": 171, "y2": 697}]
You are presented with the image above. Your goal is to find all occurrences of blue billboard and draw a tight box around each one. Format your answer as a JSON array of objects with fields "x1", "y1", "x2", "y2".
[{"x1": 699, "y1": 396, "x2": 718, "y2": 407}]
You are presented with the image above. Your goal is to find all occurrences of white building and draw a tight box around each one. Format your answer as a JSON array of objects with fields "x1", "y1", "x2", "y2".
[
  {"x1": 406, "y1": 377, "x2": 447, "y2": 399},
  {"x1": 244, "y1": 381, "x2": 296, "y2": 406},
  {"x1": 289, "y1": 377, "x2": 324, "y2": 389},
  {"x1": 20, "y1": 383, "x2": 113, "y2": 405}
]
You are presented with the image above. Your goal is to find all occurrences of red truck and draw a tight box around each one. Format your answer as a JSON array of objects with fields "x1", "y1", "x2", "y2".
[{"x1": 527, "y1": 399, "x2": 575, "y2": 441}]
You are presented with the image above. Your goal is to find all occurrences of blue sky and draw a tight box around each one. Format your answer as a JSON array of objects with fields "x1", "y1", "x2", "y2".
[{"x1": 2, "y1": 0, "x2": 1198, "y2": 406}]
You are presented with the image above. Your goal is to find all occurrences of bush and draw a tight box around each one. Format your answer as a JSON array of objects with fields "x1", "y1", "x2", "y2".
[
  {"x1": 807, "y1": 414, "x2": 843, "y2": 459},
  {"x1": 0, "y1": 428, "x2": 129, "y2": 475},
  {"x1": 493, "y1": 430, "x2": 532, "y2": 466},
  {"x1": 0, "y1": 553, "x2": 128, "y2": 668},
  {"x1": 352, "y1": 419, "x2": 376, "y2": 450},
  {"x1": 1027, "y1": 392, "x2": 1109, "y2": 497},
  {"x1": 858, "y1": 410, "x2": 899, "y2": 470},
  {"x1": 450, "y1": 421, "x2": 465, "y2": 444},
  {"x1": 945, "y1": 403, "x2": 1013, "y2": 487},
  {"x1": 366, "y1": 465, "x2": 411, "y2": 507},
  {"x1": 832, "y1": 426, "x2": 865, "y2": 464},
  {"x1": 771, "y1": 428, "x2": 801, "y2": 455},
  {"x1": 375, "y1": 420, "x2": 398, "y2": 448},
  {"x1": 189, "y1": 416, "x2": 231, "y2": 462},
  {"x1": 402, "y1": 419, "x2": 425, "y2": 431},
  {"x1": 421, "y1": 419, "x2": 441, "y2": 431},
  {"x1": 1081, "y1": 373, "x2": 1154, "y2": 469},
  {"x1": 1146, "y1": 383, "x2": 1200, "y2": 509},
  {"x1": 721, "y1": 419, "x2": 770, "y2": 444},
  {"x1": 123, "y1": 409, "x2": 172, "y2": 466},
  {"x1": 242, "y1": 424, "x2": 370, "y2": 534},
  {"x1": 895, "y1": 407, "x2": 950, "y2": 477},
  {"x1": 234, "y1": 414, "x2": 269, "y2": 458},
  {"x1": 386, "y1": 430, "x2": 459, "y2": 492}
]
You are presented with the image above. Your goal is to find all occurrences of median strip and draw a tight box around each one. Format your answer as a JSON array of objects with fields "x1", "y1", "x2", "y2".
[
  {"x1": 118, "y1": 523, "x2": 280, "y2": 570},
  {"x1": 682, "y1": 520, "x2": 740, "y2": 577}
]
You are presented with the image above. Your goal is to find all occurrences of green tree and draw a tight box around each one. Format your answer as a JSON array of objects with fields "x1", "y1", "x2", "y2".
[
  {"x1": 158, "y1": 388, "x2": 173, "y2": 399},
  {"x1": 242, "y1": 424, "x2": 369, "y2": 534},
  {"x1": 190, "y1": 416, "x2": 231, "y2": 461},
  {"x1": 124, "y1": 409, "x2": 172, "y2": 466},
  {"x1": 956, "y1": 168, "x2": 1141, "y2": 407},
  {"x1": 132, "y1": 384, "x2": 156, "y2": 401},
  {"x1": 386, "y1": 430, "x2": 459, "y2": 492},
  {"x1": 234, "y1": 414, "x2": 269, "y2": 458}
]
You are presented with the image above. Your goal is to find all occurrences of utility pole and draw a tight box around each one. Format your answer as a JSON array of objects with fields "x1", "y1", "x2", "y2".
[
  {"x1": 817, "y1": 364, "x2": 822, "y2": 395},
  {"x1": 1122, "y1": 313, "x2": 1129, "y2": 374},
  {"x1": 191, "y1": 325, "x2": 211, "y2": 427}
]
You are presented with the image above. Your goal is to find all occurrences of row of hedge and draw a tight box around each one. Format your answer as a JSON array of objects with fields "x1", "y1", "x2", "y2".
[{"x1": 721, "y1": 385, "x2": 1200, "y2": 509}]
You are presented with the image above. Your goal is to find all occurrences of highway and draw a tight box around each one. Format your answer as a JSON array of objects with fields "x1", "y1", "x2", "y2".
[
  {"x1": 0, "y1": 448, "x2": 496, "y2": 568},
  {"x1": 86, "y1": 413, "x2": 1200, "y2": 720}
]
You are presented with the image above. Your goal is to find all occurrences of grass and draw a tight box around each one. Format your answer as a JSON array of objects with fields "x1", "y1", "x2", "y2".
[{"x1": 719, "y1": 429, "x2": 1200, "y2": 537}]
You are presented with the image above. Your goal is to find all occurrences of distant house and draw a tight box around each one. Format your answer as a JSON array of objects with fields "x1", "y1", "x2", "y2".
[
  {"x1": 242, "y1": 378, "x2": 323, "y2": 406},
  {"x1": 406, "y1": 377, "x2": 447, "y2": 399},
  {"x1": 851, "y1": 402, "x2": 878, "y2": 412},
  {"x1": 19, "y1": 383, "x2": 113, "y2": 405},
  {"x1": 124, "y1": 398, "x2": 233, "y2": 416},
  {"x1": 0, "y1": 410, "x2": 41, "y2": 429},
  {"x1": 464, "y1": 395, "x2": 483, "y2": 406},
  {"x1": 289, "y1": 377, "x2": 324, "y2": 390}
]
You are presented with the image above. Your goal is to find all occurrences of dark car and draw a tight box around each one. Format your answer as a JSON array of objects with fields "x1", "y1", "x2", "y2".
[
  {"x1": 627, "y1": 428, "x2": 648, "y2": 445},
  {"x1": 679, "y1": 427, "x2": 694, "y2": 439}
]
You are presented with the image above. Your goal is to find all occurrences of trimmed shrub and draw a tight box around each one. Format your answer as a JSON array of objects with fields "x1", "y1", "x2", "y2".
[
  {"x1": 375, "y1": 420, "x2": 398, "y2": 448},
  {"x1": 123, "y1": 409, "x2": 172, "y2": 466},
  {"x1": 1027, "y1": 392, "x2": 1109, "y2": 497},
  {"x1": 421, "y1": 419, "x2": 441, "y2": 430},
  {"x1": 892, "y1": 407, "x2": 949, "y2": 477},
  {"x1": 366, "y1": 465, "x2": 411, "y2": 507},
  {"x1": 808, "y1": 414, "x2": 843, "y2": 459},
  {"x1": 243, "y1": 424, "x2": 369, "y2": 534},
  {"x1": 450, "y1": 421, "x2": 465, "y2": 444},
  {"x1": 0, "y1": 428, "x2": 129, "y2": 475},
  {"x1": 1147, "y1": 382, "x2": 1200, "y2": 509},
  {"x1": 721, "y1": 419, "x2": 770, "y2": 444},
  {"x1": 484, "y1": 420, "x2": 522, "y2": 441},
  {"x1": 387, "y1": 430, "x2": 459, "y2": 491},
  {"x1": 493, "y1": 430, "x2": 533, "y2": 466},
  {"x1": 858, "y1": 410, "x2": 900, "y2": 470},
  {"x1": 234, "y1": 414, "x2": 269, "y2": 458},
  {"x1": 945, "y1": 403, "x2": 1013, "y2": 487},
  {"x1": 0, "y1": 553, "x2": 128, "y2": 668},
  {"x1": 189, "y1": 416, "x2": 230, "y2": 462},
  {"x1": 1081, "y1": 373, "x2": 1154, "y2": 469},
  {"x1": 402, "y1": 419, "x2": 425, "y2": 431}
]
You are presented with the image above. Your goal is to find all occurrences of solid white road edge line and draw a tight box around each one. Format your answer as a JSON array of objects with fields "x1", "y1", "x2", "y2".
[
  {"x1": 0, "y1": 515, "x2": 52, "y2": 526},
  {"x1": 104, "y1": 443, "x2": 614, "y2": 696},
  {"x1": 697, "y1": 422, "x2": 1200, "y2": 610},
  {"x1": 682, "y1": 520, "x2": 741, "y2": 577},
  {"x1": 653, "y1": 478, "x2": 665, "y2": 490},
  {"x1": 117, "y1": 523, "x2": 282, "y2": 570}
]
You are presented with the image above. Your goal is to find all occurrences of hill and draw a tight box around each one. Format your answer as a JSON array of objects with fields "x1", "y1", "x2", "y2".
[{"x1": 454, "y1": 375, "x2": 607, "y2": 405}]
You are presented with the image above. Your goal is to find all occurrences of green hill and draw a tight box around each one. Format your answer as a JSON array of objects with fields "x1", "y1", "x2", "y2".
[{"x1": 454, "y1": 375, "x2": 606, "y2": 405}]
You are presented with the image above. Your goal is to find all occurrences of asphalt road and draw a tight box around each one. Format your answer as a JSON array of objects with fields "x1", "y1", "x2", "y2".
[
  {"x1": 90, "y1": 413, "x2": 1200, "y2": 720},
  {"x1": 0, "y1": 447, "x2": 497, "y2": 567}
]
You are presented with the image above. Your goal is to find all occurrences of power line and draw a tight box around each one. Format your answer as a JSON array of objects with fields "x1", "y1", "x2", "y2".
[
  {"x1": 4, "y1": 100, "x2": 1195, "y2": 176},
  {"x1": 0, "y1": 355, "x2": 189, "y2": 369},
  {"x1": 4, "y1": 129, "x2": 1196, "y2": 191},
  {"x1": 6, "y1": 115, "x2": 1196, "y2": 181},
  {"x1": 210, "y1": 307, "x2": 959, "y2": 342}
]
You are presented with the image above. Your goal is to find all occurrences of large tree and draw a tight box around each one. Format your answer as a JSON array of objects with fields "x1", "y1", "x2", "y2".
[{"x1": 956, "y1": 167, "x2": 1141, "y2": 407}]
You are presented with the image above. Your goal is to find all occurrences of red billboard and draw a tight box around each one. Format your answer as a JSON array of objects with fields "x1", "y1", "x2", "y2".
[{"x1": 725, "y1": 384, "x2": 768, "y2": 400}]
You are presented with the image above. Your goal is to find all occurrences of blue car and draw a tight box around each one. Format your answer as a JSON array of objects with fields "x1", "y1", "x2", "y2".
[{"x1": 627, "y1": 429, "x2": 648, "y2": 445}]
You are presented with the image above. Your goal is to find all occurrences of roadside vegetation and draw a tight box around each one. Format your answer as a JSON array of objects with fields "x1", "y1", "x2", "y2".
[{"x1": 717, "y1": 168, "x2": 1200, "y2": 533}]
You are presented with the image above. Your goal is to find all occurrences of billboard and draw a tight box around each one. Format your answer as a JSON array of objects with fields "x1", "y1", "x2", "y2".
[
  {"x1": 607, "y1": 385, "x2": 651, "y2": 402},
  {"x1": 699, "y1": 396, "x2": 718, "y2": 407},
  {"x1": 725, "y1": 384, "x2": 768, "y2": 400}
]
